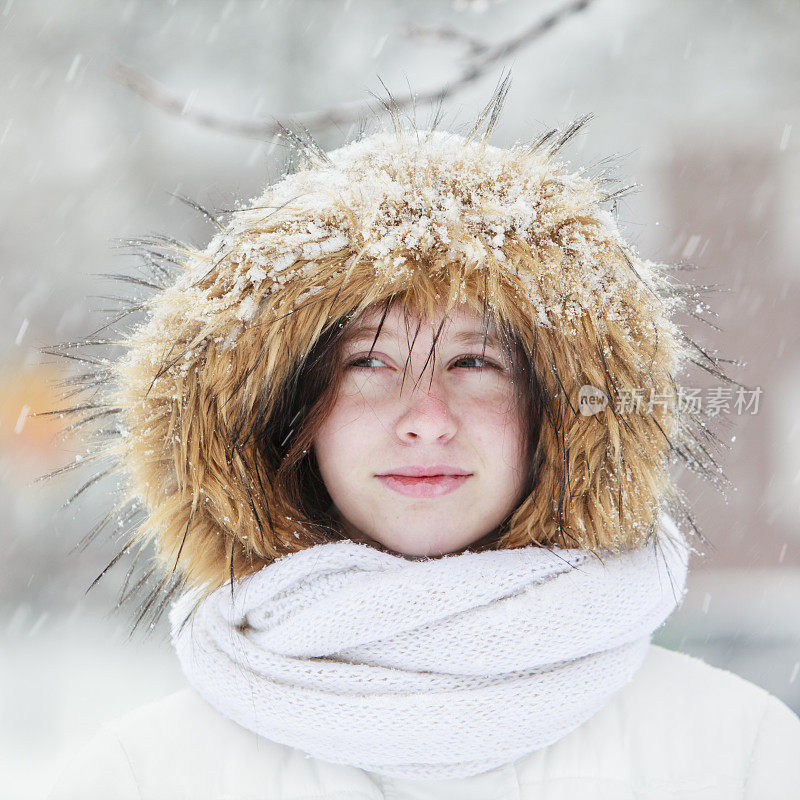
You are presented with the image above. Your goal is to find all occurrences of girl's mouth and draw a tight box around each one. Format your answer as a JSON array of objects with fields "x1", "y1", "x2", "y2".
[{"x1": 375, "y1": 474, "x2": 471, "y2": 498}]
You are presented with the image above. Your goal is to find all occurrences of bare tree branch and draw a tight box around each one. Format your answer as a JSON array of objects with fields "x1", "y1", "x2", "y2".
[
  {"x1": 403, "y1": 23, "x2": 490, "y2": 56},
  {"x1": 107, "y1": 0, "x2": 594, "y2": 141}
]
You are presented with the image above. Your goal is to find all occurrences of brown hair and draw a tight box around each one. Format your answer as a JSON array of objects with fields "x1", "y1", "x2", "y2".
[{"x1": 258, "y1": 294, "x2": 546, "y2": 556}]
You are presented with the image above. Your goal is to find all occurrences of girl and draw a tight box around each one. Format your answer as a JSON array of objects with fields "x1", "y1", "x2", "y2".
[{"x1": 47, "y1": 92, "x2": 800, "y2": 798}]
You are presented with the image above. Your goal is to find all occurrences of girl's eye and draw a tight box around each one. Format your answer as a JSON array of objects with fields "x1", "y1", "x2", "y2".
[
  {"x1": 451, "y1": 355, "x2": 500, "y2": 370},
  {"x1": 347, "y1": 356, "x2": 387, "y2": 369},
  {"x1": 346, "y1": 354, "x2": 502, "y2": 371}
]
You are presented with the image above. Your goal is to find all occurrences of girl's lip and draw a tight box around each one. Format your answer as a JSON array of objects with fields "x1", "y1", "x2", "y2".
[
  {"x1": 376, "y1": 474, "x2": 471, "y2": 498},
  {"x1": 377, "y1": 464, "x2": 471, "y2": 477}
]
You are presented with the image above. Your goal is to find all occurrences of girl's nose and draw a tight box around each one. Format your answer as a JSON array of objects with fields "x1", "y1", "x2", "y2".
[{"x1": 394, "y1": 384, "x2": 457, "y2": 444}]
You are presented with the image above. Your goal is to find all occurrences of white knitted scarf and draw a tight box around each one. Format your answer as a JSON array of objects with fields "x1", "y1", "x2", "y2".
[{"x1": 169, "y1": 513, "x2": 690, "y2": 781}]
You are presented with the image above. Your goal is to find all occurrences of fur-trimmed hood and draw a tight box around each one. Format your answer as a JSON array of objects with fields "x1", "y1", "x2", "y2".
[{"x1": 55, "y1": 96, "x2": 732, "y2": 626}]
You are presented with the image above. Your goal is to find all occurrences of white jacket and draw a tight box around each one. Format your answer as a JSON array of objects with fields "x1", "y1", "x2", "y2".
[{"x1": 47, "y1": 645, "x2": 800, "y2": 799}]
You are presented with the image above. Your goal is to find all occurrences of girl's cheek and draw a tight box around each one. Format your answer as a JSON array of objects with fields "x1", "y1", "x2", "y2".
[
  {"x1": 329, "y1": 382, "x2": 393, "y2": 429},
  {"x1": 338, "y1": 372, "x2": 393, "y2": 402},
  {"x1": 455, "y1": 390, "x2": 524, "y2": 445},
  {"x1": 457, "y1": 382, "x2": 518, "y2": 418}
]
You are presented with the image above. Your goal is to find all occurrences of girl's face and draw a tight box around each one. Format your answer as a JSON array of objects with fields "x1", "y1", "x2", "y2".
[{"x1": 312, "y1": 304, "x2": 529, "y2": 557}]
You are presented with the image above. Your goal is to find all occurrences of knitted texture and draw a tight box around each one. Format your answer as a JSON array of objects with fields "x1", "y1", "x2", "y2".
[{"x1": 169, "y1": 512, "x2": 690, "y2": 780}]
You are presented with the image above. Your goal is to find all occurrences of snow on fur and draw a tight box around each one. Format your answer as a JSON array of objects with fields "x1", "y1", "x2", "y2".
[{"x1": 171, "y1": 129, "x2": 662, "y2": 340}]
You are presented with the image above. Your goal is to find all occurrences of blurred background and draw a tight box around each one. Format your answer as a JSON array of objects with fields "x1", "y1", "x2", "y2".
[{"x1": 2, "y1": 0, "x2": 799, "y2": 795}]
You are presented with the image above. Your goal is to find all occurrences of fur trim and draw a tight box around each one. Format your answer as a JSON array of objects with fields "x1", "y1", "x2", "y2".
[{"x1": 49, "y1": 86, "x2": 735, "y2": 630}]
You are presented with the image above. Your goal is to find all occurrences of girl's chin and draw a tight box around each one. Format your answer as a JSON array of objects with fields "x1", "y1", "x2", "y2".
[
  {"x1": 367, "y1": 529, "x2": 479, "y2": 558},
  {"x1": 335, "y1": 509, "x2": 492, "y2": 557}
]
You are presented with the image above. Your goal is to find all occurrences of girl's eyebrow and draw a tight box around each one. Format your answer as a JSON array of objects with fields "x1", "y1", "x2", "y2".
[
  {"x1": 451, "y1": 330, "x2": 502, "y2": 349},
  {"x1": 344, "y1": 326, "x2": 502, "y2": 349}
]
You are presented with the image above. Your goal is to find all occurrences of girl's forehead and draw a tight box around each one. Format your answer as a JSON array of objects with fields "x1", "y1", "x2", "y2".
[{"x1": 344, "y1": 304, "x2": 500, "y2": 345}]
